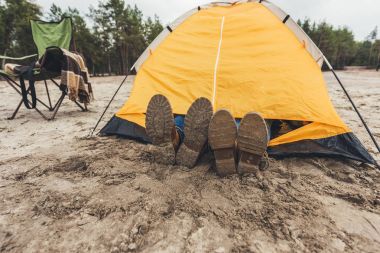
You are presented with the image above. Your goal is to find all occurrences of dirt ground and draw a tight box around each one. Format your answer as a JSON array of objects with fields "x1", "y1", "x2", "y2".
[{"x1": 0, "y1": 71, "x2": 379, "y2": 253}]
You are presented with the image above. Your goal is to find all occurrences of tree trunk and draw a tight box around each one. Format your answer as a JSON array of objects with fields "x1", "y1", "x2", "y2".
[
  {"x1": 368, "y1": 43, "x2": 374, "y2": 67},
  {"x1": 124, "y1": 44, "x2": 129, "y2": 75},
  {"x1": 118, "y1": 43, "x2": 128, "y2": 75},
  {"x1": 108, "y1": 54, "x2": 112, "y2": 76},
  {"x1": 1, "y1": 49, "x2": 7, "y2": 68},
  {"x1": 119, "y1": 47, "x2": 123, "y2": 75}
]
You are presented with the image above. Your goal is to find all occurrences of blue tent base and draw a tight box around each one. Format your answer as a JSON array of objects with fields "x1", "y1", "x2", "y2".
[
  {"x1": 100, "y1": 115, "x2": 376, "y2": 165},
  {"x1": 100, "y1": 115, "x2": 150, "y2": 143}
]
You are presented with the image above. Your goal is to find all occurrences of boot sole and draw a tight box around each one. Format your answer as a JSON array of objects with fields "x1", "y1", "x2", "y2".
[
  {"x1": 145, "y1": 94, "x2": 175, "y2": 165},
  {"x1": 237, "y1": 112, "x2": 269, "y2": 175},
  {"x1": 208, "y1": 109, "x2": 237, "y2": 176},
  {"x1": 176, "y1": 97, "x2": 213, "y2": 168}
]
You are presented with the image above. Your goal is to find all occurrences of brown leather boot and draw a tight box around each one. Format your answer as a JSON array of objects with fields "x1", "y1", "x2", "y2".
[
  {"x1": 145, "y1": 94, "x2": 176, "y2": 165},
  {"x1": 236, "y1": 112, "x2": 269, "y2": 175},
  {"x1": 208, "y1": 109, "x2": 238, "y2": 177},
  {"x1": 175, "y1": 97, "x2": 213, "y2": 168}
]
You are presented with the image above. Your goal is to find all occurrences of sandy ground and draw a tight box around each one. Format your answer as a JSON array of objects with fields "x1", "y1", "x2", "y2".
[{"x1": 0, "y1": 71, "x2": 379, "y2": 253}]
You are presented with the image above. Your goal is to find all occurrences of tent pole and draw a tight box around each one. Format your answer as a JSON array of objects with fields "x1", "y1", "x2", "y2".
[
  {"x1": 89, "y1": 75, "x2": 128, "y2": 137},
  {"x1": 327, "y1": 64, "x2": 380, "y2": 154}
]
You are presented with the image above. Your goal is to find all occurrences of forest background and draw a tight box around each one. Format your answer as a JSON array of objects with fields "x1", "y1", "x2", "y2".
[{"x1": 1, "y1": 0, "x2": 379, "y2": 75}]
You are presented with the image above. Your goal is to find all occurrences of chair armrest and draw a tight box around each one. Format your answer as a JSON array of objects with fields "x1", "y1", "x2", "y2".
[{"x1": 0, "y1": 54, "x2": 38, "y2": 61}]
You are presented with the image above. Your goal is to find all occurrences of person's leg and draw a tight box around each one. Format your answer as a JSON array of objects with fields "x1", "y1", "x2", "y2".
[
  {"x1": 176, "y1": 97, "x2": 213, "y2": 168},
  {"x1": 174, "y1": 115, "x2": 185, "y2": 147},
  {"x1": 236, "y1": 112, "x2": 269, "y2": 175},
  {"x1": 145, "y1": 94, "x2": 178, "y2": 165},
  {"x1": 208, "y1": 109, "x2": 237, "y2": 176}
]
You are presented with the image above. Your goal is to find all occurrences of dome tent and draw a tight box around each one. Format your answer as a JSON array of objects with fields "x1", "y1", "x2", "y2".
[{"x1": 99, "y1": 0, "x2": 376, "y2": 165}]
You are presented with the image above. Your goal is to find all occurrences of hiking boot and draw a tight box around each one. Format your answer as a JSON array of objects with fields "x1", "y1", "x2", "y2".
[
  {"x1": 145, "y1": 94, "x2": 177, "y2": 165},
  {"x1": 237, "y1": 112, "x2": 269, "y2": 175},
  {"x1": 208, "y1": 109, "x2": 237, "y2": 176},
  {"x1": 176, "y1": 97, "x2": 213, "y2": 168}
]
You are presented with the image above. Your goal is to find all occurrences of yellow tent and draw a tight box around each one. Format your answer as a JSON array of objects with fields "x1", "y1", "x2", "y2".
[{"x1": 101, "y1": 0, "x2": 374, "y2": 164}]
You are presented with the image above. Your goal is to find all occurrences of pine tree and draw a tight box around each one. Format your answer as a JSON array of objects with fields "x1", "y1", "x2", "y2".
[{"x1": 0, "y1": 0, "x2": 41, "y2": 58}]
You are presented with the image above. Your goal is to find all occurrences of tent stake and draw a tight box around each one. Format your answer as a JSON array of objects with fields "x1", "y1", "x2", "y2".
[
  {"x1": 89, "y1": 75, "x2": 128, "y2": 137},
  {"x1": 329, "y1": 68, "x2": 380, "y2": 154}
]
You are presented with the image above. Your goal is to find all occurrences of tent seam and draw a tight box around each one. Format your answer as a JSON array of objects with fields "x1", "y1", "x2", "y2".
[{"x1": 212, "y1": 16, "x2": 225, "y2": 107}]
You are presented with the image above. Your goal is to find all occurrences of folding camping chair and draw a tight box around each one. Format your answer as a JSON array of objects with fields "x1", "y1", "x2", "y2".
[{"x1": 0, "y1": 17, "x2": 87, "y2": 120}]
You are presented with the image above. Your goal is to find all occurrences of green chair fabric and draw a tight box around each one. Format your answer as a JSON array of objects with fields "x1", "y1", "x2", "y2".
[{"x1": 31, "y1": 18, "x2": 73, "y2": 58}]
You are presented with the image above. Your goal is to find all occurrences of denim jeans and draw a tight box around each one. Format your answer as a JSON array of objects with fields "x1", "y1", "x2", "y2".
[{"x1": 174, "y1": 115, "x2": 185, "y2": 143}]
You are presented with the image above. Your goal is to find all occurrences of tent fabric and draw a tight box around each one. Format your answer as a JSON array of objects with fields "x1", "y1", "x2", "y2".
[
  {"x1": 268, "y1": 132, "x2": 375, "y2": 164},
  {"x1": 31, "y1": 18, "x2": 73, "y2": 58},
  {"x1": 101, "y1": 1, "x2": 375, "y2": 165},
  {"x1": 131, "y1": 0, "x2": 323, "y2": 72},
  {"x1": 260, "y1": 0, "x2": 324, "y2": 66},
  {"x1": 117, "y1": 2, "x2": 348, "y2": 144}
]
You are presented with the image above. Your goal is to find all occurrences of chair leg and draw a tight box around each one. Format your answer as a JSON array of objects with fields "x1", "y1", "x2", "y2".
[
  {"x1": 5, "y1": 77, "x2": 88, "y2": 120},
  {"x1": 74, "y1": 101, "x2": 87, "y2": 112},
  {"x1": 44, "y1": 80, "x2": 53, "y2": 111},
  {"x1": 51, "y1": 95, "x2": 62, "y2": 111},
  {"x1": 35, "y1": 97, "x2": 52, "y2": 110},
  {"x1": 7, "y1": 99, "x2": 24, "y2": 120},
  {"x1": 34, "y1": 106, "x2": 50, "y2": 120},
  {"x1": 4, "y1": 76, "x2": 52, "y2": 111},
  {"x1": 51, "y1": 79, "x2": 87, "y2": 112},
  {"x1": 48, "y1": 93, "x2": 66, "y2": 120},
  {"x1": 8, "y1": 97, "x2": 50, "y2": 121},
  {"x1": 7, "y1": 85, "x2": 33, "y2": 120}
]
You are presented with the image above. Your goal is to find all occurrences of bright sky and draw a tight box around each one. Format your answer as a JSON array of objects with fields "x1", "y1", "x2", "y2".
[{"x1": 35, "y1": 0, "x2": 379, "y2": 40}]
